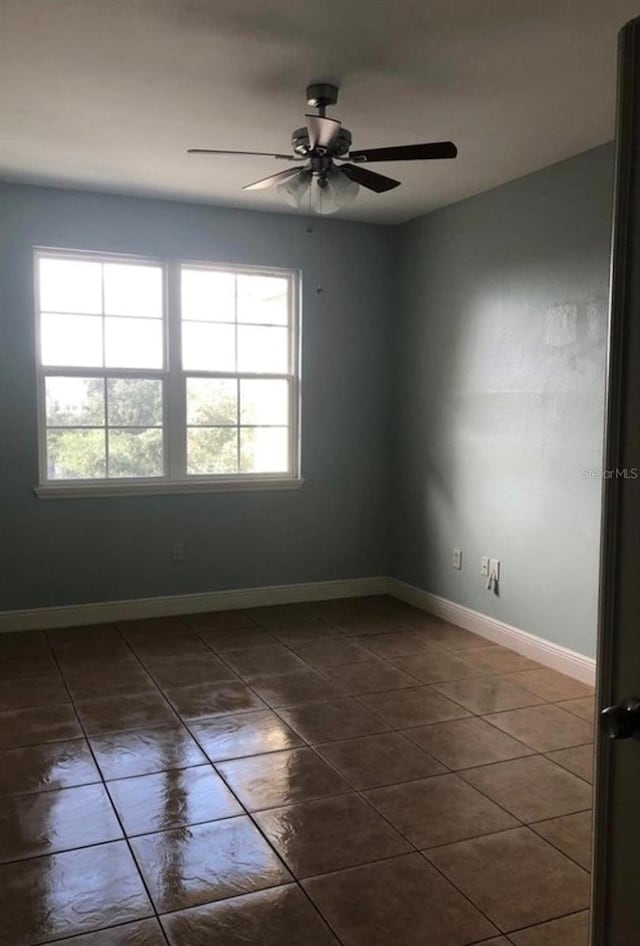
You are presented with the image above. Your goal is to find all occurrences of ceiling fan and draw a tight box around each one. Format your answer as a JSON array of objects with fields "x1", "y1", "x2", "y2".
[{"x1": 188, "y1": 83, "x2": 458, "y2": 215}]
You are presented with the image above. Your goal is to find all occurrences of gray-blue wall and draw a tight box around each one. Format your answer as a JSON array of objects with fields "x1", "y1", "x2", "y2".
[
  {"x1": 391, "y1": 145, "x2": 614, "y2": 658},
  {"x1": 0, "y1": 185, "x2": 393, "y2": 609},
  {"x1": 0, "y1": 147, "x2": 615, "y2": 659}
]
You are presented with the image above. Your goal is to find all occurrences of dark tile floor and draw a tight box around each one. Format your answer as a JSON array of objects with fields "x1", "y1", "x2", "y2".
[{"x1": 0, "y1": 596, "x2": 595, "y2": 946}]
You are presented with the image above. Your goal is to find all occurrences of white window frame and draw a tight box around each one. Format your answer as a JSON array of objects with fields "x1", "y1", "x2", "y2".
[{"x1": 33, "y1": 248, "x2": 303, "y2": 499}]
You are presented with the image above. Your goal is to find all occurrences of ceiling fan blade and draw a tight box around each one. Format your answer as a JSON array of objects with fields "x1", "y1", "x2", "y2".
[
  {"x1": 349, "y1": 141, "x2": 458, "y2": 163},
  {"x1": 188, "y1": 149, "x2": 296, "y2": 161},
  {"x1": 306, "y1": 115, "x2": 341, "y2": 150},
  {"x1": 340, "y1": 163, "x2": 400, "y2": 193},
  {"x1": 242, "y1": 167, "x2": 303, "y2": 191}
]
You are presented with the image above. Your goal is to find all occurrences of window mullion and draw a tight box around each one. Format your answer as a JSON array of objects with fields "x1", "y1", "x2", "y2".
[{"x1": 166, "y1": 261, "x2": 186, "y2": 479}]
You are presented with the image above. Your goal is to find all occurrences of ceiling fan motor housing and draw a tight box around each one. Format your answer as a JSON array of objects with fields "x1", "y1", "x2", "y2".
[{"x1": 291, "y1": 125, "x2": 351, "y2": 157}]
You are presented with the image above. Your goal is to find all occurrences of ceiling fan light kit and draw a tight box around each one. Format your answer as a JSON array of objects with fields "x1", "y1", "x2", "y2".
[{"x1": 188, "y1": 83, "x2": 458, "y2": 215}]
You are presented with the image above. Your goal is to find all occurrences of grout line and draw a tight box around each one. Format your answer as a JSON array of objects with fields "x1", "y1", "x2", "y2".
[{"x1": 42, "y1": 626, "x2": 173, "y2": 946}]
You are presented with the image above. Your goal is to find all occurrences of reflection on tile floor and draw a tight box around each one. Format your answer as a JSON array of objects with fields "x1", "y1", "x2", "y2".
[{"x1": 0, "y1": 596, "x2": 594, "y2": 945}]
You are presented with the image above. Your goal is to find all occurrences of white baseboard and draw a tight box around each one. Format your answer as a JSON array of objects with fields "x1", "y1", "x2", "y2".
[
  {"x1": 0, "y1": 575, "x2": 596, "y2": 687},
  {"x1": 0, "y1": 576, "x2": 388, "y2": 633},
  {"x1": 388, "y1": 578, "x2": 596, "y2": 686}
]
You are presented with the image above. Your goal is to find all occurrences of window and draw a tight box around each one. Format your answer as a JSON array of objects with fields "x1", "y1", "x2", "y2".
[{"x1": 35, "y1": 250, "x2": 301, "y2": 496}]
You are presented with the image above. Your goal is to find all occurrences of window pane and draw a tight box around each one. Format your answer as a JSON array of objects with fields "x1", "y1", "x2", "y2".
[
  {"x1": 182, "y1": 322, "x2": 235, "y2": 371},
  {"x1": 47, "y1": 429, "x2": 106, "y2": 479},
  {"x1": 187, "y1": 427, "x2": 238, "y2": 475},
  {"x1": 187, "y1": 378, "x2": 237, "y2": 426},
  {"x1": 46, "y1": 377, "x2": 104, "y2": 426},
  {"x1": 237, "y1": 325, "x2": 288, "y2": 373},
  {"x1": 240, "y1": 427, "x2": 289, "y2": 473},
  {"x1": 104, "y1": 263, "x2": 162, "y2": 318},
  {"x1": 237, "y1": 275, "x2": 288, "y2": 325},
  {"x1": 41, "y1": 313, "x2": 103, "y2": 367},
  {"x1": 105, "y1": 317, "x2": 163, "y2": 369},
  {"x1": 108, "y1": 428, "x2": 163, "y2": 478},
  {"x1": 182, "y1": 269, "x2": 235, "y2": 322},
  {"x1": 107, "y1": 379, "x2": 163, "y2": 427},
  {"x1": 240, "y1": 379, "x2": 289, "y2": 426},
  {"x1": 39, "y1": 258, "x2": 102, "y2": 314}
]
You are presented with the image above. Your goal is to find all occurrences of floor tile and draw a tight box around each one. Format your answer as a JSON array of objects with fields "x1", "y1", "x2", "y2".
[
  {"x1": 54, "y1": 918, "x2": 166, "y2": 944},
  {"x1": 333, "y1": 618, "x2": 405, "y2": 637},
  {"x1": 0, "y1": 673, "x2": 69, "y2": 711},
  {"x1": 270, "y1": 620, "x2": 344, "y2": 644},
  {"x1": 124, "y1": 630, "x2": 209, "y2": 659},
  {"x1": 256, "y1": 792, "x2": 411, "y2": 877},
  {"x1": 360, "y1": 686, "x2": 471, "y2": 728},
  {"x1": 545, "y1": 745, "x2": 594, "y2": 784},
  {"x1": 247, "y1": 604, "x2": 319, "y2": 626},
  {"x1": 304, "y1": 852, "x2": 498, "y2": 946},
  {"x1": 57, "y1": 654, "x2": 141, "y2": 679},
  {"x1": 131, "y1": 815, "x2": 290, "y2": 912},
  {"x1": 91, "y1": 724, "x2": 207, "y2": 779},
  {"x1": 190, "y1": 709, "x2": 304, "y2": 761},
  {"x1": 142, "y1": 653, "x2": 237, "y2": 687},
  {"x1": 463, "y1": 646, "x2": 542, "y2": 674},
  {"x1": 47, "y1": 625, "x2": 129, "y2": 659},
  {"x1": 404, "y1": 716, "x2": 536, "y2": 770},
  {"x1": 246, "y1": 668, "x2": 346, "y2": 707},
  {"x1": 62, "y1": 667, "x2": 158, "y2": 701},
  {"x1": 322, "y1": 658, "x2": 419, "y2": 694},
  {"x1": 426, "y1": 827, "x2": 590, "y2": 932},
  {"x1": 165, "y1": 680, "x2": 266, "y2": 720},
  {"x1": 221, "y1": 644, "x2": 307, "y2": 678},
  {"x1": 108, "y1": 764, "x2": 242, "y2": 835},
  {"x1": 392, "y1": 651, "x2": 483, "y2": 684},
  {"x1": 196, "y1": 625, "x2": 276, "y2": 651},
  {"x1": 0, "y1": 653, "x2": 59, "y2": 680},
  {"x1": 358, "y1": 631, "x2": 443, "y2": 658},
  {"x1": 217, "y1": 747, "x2": 350, "y2": 810},
  {"x1": 420, "y1": 625, "x2": 494, "y2": 652},
  {"x1": 0, "y1": 703, "x2": 82, "y2": 749},
  {"x1": 75, "y1": 691, "x2": 177, "y2": 735},
  {"x1": 0, "y1": 738, "x2": 100, "y2": 796},
  {"x1": 161, "y1": 884, "x2": 340, "y2": 946},
  {"x1": 461, "y1": 755, "x2": 592, "y2": 822},
  {"x1": 185, "y1": 609, "x2": 257, "y2": 630},
  {"x1": 432, "y1": 676, "x2": 545, "y2": 714},
  {"x1": 364, "y1": 773, "x2": 517, "y2": 847},
  {"x1": 531, "y1": 811, "x2": 592, "y2": 870},
  {"x1": 483, "y1": 704, "x2": 593, "y2": 752},
  {"x1": 0, "y1": 782, "x2": 122, "y2": 862},
  {"x1": 0, "y1": 630, "x2": 51, "y2": 659},
  {"x1": 504, "y1": 669, "x2": 594, "y2": 703},
  {"x1": 290, "y1": 638, "x2": 373, "y2": 668},
  {"x1": 508, "y1": 910, "x2": 590, "y2": 945},
  {"x1": 182, "y1": 608, "x2": 257, "y2": 632},
  {"x1": 557, "y1": 697, "x2": 595, "y2": 722},
  {"x1": 315, "y1": 731, "x2": 445, "y2": 789},
  {"x1": 276, "y1": 697, "x2": 391, "y2": 743},
  {"x1": 0, "y1": 840, "x2": 152, "y2": 946}
]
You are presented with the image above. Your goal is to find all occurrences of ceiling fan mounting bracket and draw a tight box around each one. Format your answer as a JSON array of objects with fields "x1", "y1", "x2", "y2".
[{"x1": 306, "y1": 83, "x2": 339, "y2": 110}]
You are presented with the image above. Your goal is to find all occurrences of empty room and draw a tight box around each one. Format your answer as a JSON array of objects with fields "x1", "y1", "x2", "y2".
[{"x1": 2, "y1": 2, "x2": 640, "y2": 945}]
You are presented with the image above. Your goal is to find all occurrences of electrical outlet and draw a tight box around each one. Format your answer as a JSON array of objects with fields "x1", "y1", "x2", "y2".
[
  {"x1": 481, "y1": 556, "x2": 489, "y2": 577},
  {"x1": 172, "y1": 542, "x2": 184, "y2": 562},
  {"x1": 452, "y1": 548, "x2": 462, "y2": 570}
]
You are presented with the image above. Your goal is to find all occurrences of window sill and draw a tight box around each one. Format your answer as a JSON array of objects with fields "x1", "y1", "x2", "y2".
[{"x1": 34, "y1": 477, "x2": 305, "y2": 500}]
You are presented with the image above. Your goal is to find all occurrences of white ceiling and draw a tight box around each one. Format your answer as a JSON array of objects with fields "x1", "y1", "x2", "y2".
[{"x1": 0, "y1": 0, "x2": 638, "y2": 224}]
